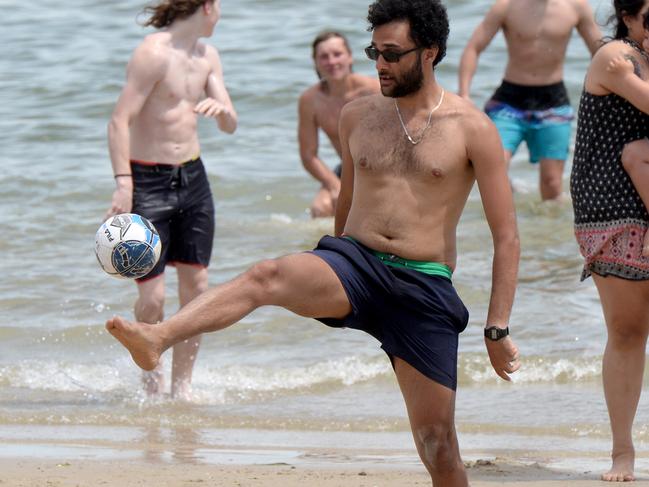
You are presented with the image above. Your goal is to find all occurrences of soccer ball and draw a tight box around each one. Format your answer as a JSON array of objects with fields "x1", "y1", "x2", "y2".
[{"x1": 95, "y1": 213, "x2": 162, "y2": 279}]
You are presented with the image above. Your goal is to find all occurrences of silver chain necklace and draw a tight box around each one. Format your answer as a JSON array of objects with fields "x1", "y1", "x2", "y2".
[{"x1": 394, "y1": 89, "x2": 445, "y2": 145}]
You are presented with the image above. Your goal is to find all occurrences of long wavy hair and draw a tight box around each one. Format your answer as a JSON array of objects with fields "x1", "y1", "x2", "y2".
[
  {"x1": 141, "y1": 0, "x2": 213, "y2": 29},
  {"x1": 606, "y1": 0, "x2": 647, "y2": 40}
]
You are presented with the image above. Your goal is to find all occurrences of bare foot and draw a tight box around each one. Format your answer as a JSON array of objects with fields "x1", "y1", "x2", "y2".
[
  {"x1": 602, "y1": 452, "x2": 635, "y2": 482},
  {"x1": 142, "y1": 363, "x2": 165, "y2": 396},
  {"x1": 105, "y1": 316, "x2": 164, "y2": 371}
]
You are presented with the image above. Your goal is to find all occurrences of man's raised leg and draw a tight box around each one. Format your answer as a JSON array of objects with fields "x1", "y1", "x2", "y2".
[
  {"x1": 393, "y1": 357, "x2": 468, "y2": 487},
  {"x1": 106, "y1": 252, "x2": 351, "y2": 371}
]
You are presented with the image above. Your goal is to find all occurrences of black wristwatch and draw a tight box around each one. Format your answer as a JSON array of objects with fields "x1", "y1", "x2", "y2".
[{"x1": 484, "y1": 326, "x2": 509, "y2": 341}]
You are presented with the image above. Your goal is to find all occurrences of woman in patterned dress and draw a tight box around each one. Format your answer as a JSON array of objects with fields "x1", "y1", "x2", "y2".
[{"x1": 570, "y1": 0, "x2": 649, "y2": 481}]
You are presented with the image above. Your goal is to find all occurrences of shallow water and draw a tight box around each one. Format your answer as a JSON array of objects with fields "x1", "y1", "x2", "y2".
[{"x1": 1, "y1": 0, "x2": 647, "y2": 473}]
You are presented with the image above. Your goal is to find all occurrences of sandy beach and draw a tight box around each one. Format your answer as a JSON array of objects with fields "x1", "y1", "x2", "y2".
[
  {"x1": 3, "y1": 456, "x2": 649, "y2": 487},
  {"x1": 1, "y1": 429, "x2": 648, "y2": 487}
]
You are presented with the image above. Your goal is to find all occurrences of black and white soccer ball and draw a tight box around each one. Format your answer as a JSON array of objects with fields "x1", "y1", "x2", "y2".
[{"x1": 95, "y1": 213, "x2": 162, "y2": 279}]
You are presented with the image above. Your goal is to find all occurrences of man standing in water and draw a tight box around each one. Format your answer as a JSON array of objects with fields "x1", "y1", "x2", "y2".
[
  {"x1": 298, "y1": 32, "x2": 379, "y2": 217},
  {"x1": 105, "y1": 0, "x2": 237, "y2": 399},
  {"x1": 458, "y1": 0, "x2": 601, "y2": 200},
  {"x1": 106, "y1": 0, "x2": 520, "y2": 484}
]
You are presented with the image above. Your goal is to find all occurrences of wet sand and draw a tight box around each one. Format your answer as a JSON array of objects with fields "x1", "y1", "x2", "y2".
[{"x1": 2, "y1": 452, "x2": 649, "y2": 486}]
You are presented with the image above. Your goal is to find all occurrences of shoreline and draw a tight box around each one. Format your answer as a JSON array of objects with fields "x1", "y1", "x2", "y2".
[
  {"x1": 1, "y1": 425, "x2": 649, "y2": 486},
  {"x1": 2, "y1": 456, "x2": 648, "y2": 487}
]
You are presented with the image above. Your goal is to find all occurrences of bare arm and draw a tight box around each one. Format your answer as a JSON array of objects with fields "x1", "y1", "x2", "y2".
[
  {"x1": 334, "y1": 103, "x2": 356, "y2": 236},
  {"x1": 588, "y1": 43, "x2": 649, "y2": 113},
  {"x1": 196, "y1": 45, "x2": 237, "y2": 134},
  {"x1": 297, "y1": 90, "x2": 340, "y2": 193},
  {"x1": 458, "y1": 0, "x2": 508, "y2": 99},
  {"x1": 576, "y1": 0, "x2": 602, "y2": 55},
  {"x1": 467, "y1": 110, "x2": 521, "y2": 380},
  {"x1": 106, "y1": 42, "x2": 167, "y2": 218}
]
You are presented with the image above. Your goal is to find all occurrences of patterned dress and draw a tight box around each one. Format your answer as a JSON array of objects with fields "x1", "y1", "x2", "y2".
[{"x1": 570, "y1": 40, "x2": 649, "y2": 281}]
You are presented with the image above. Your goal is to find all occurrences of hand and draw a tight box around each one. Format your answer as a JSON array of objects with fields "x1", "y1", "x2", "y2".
[
  {"x1": 194, "y1": 97, "x2": 228, "y2": 119},
  {"x1": 104, "y1": 185, "x2": 133, "y2": 221},
  {"x1": 606, "y1": 55, "x2": 634, "y2": 75},
  {"x1": 327, "y1": 180, "x2": 341, "y2": 209},
  {"x1": 485, "y1": 336, "x2": 520, "y2": 381}
]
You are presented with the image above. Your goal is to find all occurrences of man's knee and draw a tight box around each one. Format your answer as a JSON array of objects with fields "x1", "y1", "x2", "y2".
[
  {"x1": 135, "y1": 286, "x2": 165, "y2": 323},
  {"x1": 245, "y1": 259, "x2": 282, "y2": 304},
  {"x1": 415, "y1": 424, "x2": 461, "y2": 474},
  {"x1": 541, "y1": 172, "x2": 562, "y2": 194},
  {"x1": 539, "y1": 160, "x2": 564, "y2": 199}
]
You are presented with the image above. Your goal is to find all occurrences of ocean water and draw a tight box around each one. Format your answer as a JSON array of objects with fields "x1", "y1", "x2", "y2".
[{"x1": 1, "y1": 0, "x2": 648, "y2": 474}]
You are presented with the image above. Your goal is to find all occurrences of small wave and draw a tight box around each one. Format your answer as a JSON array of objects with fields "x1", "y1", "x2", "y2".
[
  {"x1": 459, "y1": 354, "x2": 601, "y2": 385},
  {"x1": 0, "y1": 355, "x2": 392, "y2": 401}
]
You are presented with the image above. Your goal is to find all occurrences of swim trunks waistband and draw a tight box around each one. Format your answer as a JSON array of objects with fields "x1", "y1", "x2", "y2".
[
  {"x1": 491, "y1": 80, "x2": 570, "y2": 110},
  {"x1": 130, "y1": 154, "x2": 201, "y2": 169},
  {"x1": 343, "y1": 236, "x2": 453, "y2": 279}
]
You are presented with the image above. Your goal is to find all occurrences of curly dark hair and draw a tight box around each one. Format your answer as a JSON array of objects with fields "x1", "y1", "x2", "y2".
[{"x1": 367, "y1": 0, "x2": 448, "y2": 66}]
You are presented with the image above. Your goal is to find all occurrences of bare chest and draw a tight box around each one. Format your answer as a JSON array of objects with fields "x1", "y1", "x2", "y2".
[
  {"x1": 313, "y1": 94, "x2": 347, "y2": 142},
  {"x1": 154, "y1": 52, "x2": 211, "y2": 105},
  {"x1": 505, "y1": 0, "x2": 578, "y2": 43},
  {"x1": 350, "y1": 114, "x2": 465, "y2": 181}
]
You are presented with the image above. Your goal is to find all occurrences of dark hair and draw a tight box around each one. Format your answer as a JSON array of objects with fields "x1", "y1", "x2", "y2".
[
  {"x1": 606, "y1": 0, "x2": 647, "y2": 39},
  {"x1": 141, "y1": 0, "x2": 213, "y2": 29},
  {"x1": 366, "y1": 0, "x2": 448, "y2": 66},
  {"x1": 311, "y1": 31, "x2": 352, "y2": 59},
  {"x1": 644, "y1": 8, "x2": 649, "y2": 29}
]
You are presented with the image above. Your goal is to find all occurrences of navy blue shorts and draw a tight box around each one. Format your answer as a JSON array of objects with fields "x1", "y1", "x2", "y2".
[
  {"x1": 131, "y1": 157, "x2": 215, "y2": 282},
  {"x1": 310, "y1": 236, "x2": 469, "y2": 390}
]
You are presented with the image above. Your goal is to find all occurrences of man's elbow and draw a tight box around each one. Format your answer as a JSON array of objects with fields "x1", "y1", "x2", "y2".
[
  {"x1": 107, "y1": 116, "x2": 127, "y2": 139},
  {"x1": 495, "y1": 231, "x2": 520, "y2": 256}
]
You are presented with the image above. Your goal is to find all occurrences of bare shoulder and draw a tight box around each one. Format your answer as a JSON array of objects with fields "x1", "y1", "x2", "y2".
[
  {"x1": 298, "y1": 83, "x2": 321, "y2": 106},
  {"x1": 570, "y1": 0, "x2": 593, "y2": 13},
  {"x1": 350, "y1": 73, "x2": 380, "y2": 91},
  {"x1": 592, "y1": 39, "x2": 638, "y2": 66},
  {"x1": 340, "y1": 93, "x2": 383, "y2": 125},
  {"x1": 444, "y1": 92, "x2": 493, "y2": 134},
  {"x1": 491, "y1": 0, "x2": 512, "y2": 17},
  {"x1": 137, "y1": 32, "x2": 169, "y2": 59},
  {"x1": 198, "y1": 42, "x2": 221, "y2": 62},
  {"x1": 131, "y1": 33, "x2": 169, "y2": 71}
]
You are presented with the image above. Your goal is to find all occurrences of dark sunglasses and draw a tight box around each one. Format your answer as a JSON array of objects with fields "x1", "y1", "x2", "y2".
[{"x1": 364, "y1": 45, "x2": 420, "y2": 63}]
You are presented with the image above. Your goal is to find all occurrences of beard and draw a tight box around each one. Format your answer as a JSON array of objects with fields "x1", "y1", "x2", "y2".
[{"x1": 381, "y1": 55, "x2": 424, "y2": 98}]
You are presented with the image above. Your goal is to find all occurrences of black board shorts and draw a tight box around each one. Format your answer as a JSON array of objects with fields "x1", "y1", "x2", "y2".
[
  {"x1": 310, "y1": 236, "x2": 469, "y2": 390},
  {"x1": 131, "y1": 157, "x2": 215, "y2": 282}
]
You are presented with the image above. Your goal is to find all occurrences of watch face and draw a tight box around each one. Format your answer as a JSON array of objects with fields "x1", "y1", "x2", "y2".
[{"x1": 485, "y1": 327, "x2": 508, "y2": 340}]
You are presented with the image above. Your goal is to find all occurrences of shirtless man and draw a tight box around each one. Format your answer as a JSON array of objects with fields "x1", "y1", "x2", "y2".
[
  {"x1": 298, "y1": 31, "x2": 379, "y2": 217},
  {"x1": 458, "y1": 0, "x2": 601, "y2": 201},
  {"x1": 106, "y1": 0, "x2": 520, "y2": 484},
  {"x1": 105, "y1": 0, "x2": 237, "y2": 399}
]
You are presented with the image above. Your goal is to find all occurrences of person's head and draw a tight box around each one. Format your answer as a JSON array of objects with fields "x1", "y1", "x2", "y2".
[
  {"x1": 366, "y1": 0, "x2": 448, "y2": 97},
  {"x1": 311, "y1": 32, "x2": 354, "y2": 84},
  {"x1": 607, "y1": 0, "x2": 649, "y2": 40},
  {"x1": 141, "y1": 0, "x2": 220, "y2": 35}
]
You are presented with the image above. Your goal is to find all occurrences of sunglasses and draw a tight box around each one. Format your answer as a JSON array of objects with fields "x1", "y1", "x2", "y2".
[{"x1": 364, "y1": 45, "x2": 420, "y2": 63}]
